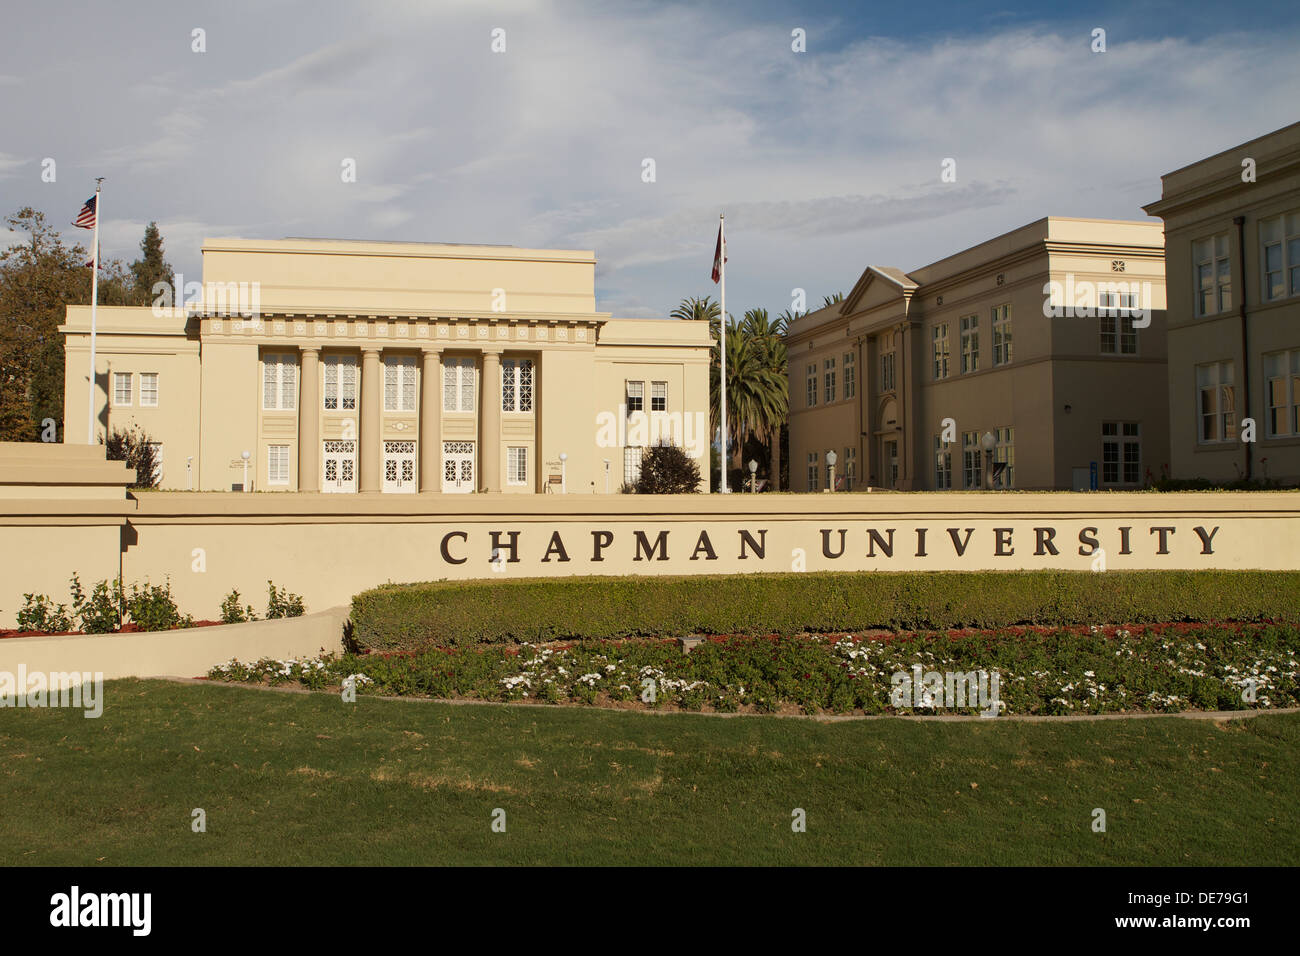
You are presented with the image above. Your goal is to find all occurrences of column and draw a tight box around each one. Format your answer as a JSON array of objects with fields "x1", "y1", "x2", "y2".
[
  {"x1": 298, "y1": 347, "x2": 320, "y2": 491},
  {"x1": 479, "y1": 349, "x2": 501, "y2": 492},
  {"x1": 419, "y1": 346, "x2": 442, "y2": 492},
  {"x1": 360, "y1": 347, "x2": 382, "y2": 492}
]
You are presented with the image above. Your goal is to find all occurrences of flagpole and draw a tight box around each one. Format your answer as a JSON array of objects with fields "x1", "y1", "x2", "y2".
[
  {"x1": 719, "y1": 212, "x2": 728, "y2": 494},
  {"x1": 85, "y1": 179, "x2": 103, "y2": 445}
]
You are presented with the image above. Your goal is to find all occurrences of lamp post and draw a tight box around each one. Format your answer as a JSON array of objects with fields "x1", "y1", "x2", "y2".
[
  {"x1": 826, "y1": 449, "x2": 838, "y2": 492},
  {"x1": 980, "y1": 431, "x2": 995, "y2": 490},
  {"x1": 241, "y1": 449, "x2": 251, "y2": 493},
  {"x1": 559, "y1": 452, "x2": 568, "y2": 494},
  {"x1": 748, "y1": 458, "x2": 757, "y2": 492},
  {"x1": 603, "y1": 458, "x2": 610, "y2": 494}
]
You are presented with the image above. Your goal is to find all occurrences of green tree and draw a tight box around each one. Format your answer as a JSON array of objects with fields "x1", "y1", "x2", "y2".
[
  {"x1": 669, "y1": 295, "x2": 720, "y2": 323},
  {"x1": 709, "y1": 312, "x2": 787, "y2": 482},
  {"x1": 822, "y1": 291, "x2": 845, "y2": 308},
  {"x1": 129, "y1": 221, "x2": 173, "y2": 306}
]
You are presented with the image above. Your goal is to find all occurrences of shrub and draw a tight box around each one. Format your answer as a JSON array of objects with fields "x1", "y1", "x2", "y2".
[
  {"x1": 16, "y1": 594, "x2": 73, "y2": 633},
  {"x1": 124, "y1": 579, "x2": 192, "y2": 632},
  {"x1": 349, "y1": 570, "x2": 1300, "y2": 653},
  {"x1": 266, "y1": 581, "x2": 305, "y2": 619},
  {"x1": 634, "y1": 444, "x2": 702, "y2": 494},
  {"x1": 69, "y1": 573, "x2": 122, "y2": 634},
  {"x1": 220, "y1": 589, "x2": 258, "y2": 624},
  {"x1": 102, "y1": 426, "x2": 162, "y2": 489}
]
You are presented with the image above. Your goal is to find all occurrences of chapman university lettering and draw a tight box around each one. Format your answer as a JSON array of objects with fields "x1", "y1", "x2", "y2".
[{"x1": 435, "y1": 524, "x2": 1223, "y2": 566}]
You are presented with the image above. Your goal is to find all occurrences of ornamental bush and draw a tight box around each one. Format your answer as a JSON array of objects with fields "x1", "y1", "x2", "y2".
[
  {"x1": 633, "y1": 444, "x2": 702, "y2": 494},
  {"x1": 349, "y1": 570, "x2": 1300, "y2": 652}
]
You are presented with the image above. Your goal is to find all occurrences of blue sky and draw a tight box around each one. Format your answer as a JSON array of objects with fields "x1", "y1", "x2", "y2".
[{"x1": 2, "y1": 0, "x2": 1298, "y2": 319}]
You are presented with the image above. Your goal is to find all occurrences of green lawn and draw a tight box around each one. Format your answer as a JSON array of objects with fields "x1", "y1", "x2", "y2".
[{"x1": 2, "y1": 679, "x2": 1296, "y2": 865}]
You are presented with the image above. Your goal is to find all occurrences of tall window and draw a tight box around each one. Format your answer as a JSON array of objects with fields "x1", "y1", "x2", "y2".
[
  {"x1": 806, "y1": 364, "x2": 817, "y2": 407},
  {"x1": 323, "y1": 355, "x2": 356, "y2": 411},
  {"x1": 626, "y1": 380, "x2": 644, "y2": 413},
  {"x1": 264, "y1": 355, "x2": 297, "y2": 411},
  {"x1": 383, "y1": 355, "x2": 418, "y2": 412},
  {"x1": 623, "y1": 446, "x2": 643, "y2": 486},
  {"x1": 962, "y1": 431, "x2": 982, "y2": 489},
  {"x1": 113, "y1": 372, "x2": 132, "y2": 406},
  {"x1": 931, "y1": 324, "x2": 949, "y2": 380},
  {"x1": 843, "y1": 446, "x2": 856, "y2": 490},
  {"x1": 880, "y1": 351, "x2": 895, "y2": 392},
  {"x1": 843, "y1": 351, "x2": 856, "y2": 399},
  {"x1": 139, "y1": 372, "x2": 159, "y2": 407},
  {"x1": 1193, "y1": 234, "x2": 1232, "y2": 316},
  {"x1": 1099, "y1": 293, "x2": 1138, "y2": 354},
  {"x1": 994, "y1": 426, "x2": 1014, "y2": 489},
  {"x1": 267, "y1": 444, "x2": 290, "y2": 485},
  {"x1": 507, "y1": 447, "x2": 528, "y2": 485},
  {"x1": 824, "y1": 357, "x2": 837, "y2": 403},
  {"x1": 1196, "y1": 361, "x2": 1236, "y2": 443},
  {"x1": 443, "y1": 357, "x2": 475, "y2": 413},
  {"x1": 959, "y1": 315, "x2": 979, "y2": 373},
  {"x1": 651, "y1": 381, "x2": 667, "y2": 412},
  {"x1": 1264, "y1": 349, "x2": 1300, "y2": 437},
  {"x1": 1261, "y1": 213, "x2": 1300, "y2": 301},
  {"x1": 1101, "y1": 422, "x2": 1141, "y2": 485},
  {"x1": 806, "y1": 452, "x2": 818, "y2": 492},
  {"x1": 934, "y1": 436, "x2": 952, "y2": 489},
  {"x1": 991, "y1": 304, "x2": 1012, "y2": 366},
  {"x1": 502, "y1": 358, "x2": 534, "y2": 413}
]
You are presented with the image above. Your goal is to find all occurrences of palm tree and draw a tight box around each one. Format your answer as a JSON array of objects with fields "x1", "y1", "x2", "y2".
[
  {"x1": 670, "y1": 296, "x2": 720, "y2": 323},
  {"x1": 822, "y1": 291, "x2": 845, "y2": 309},
  {"x1": 709, "y1": 311, "x2": 787, "y2": 486},
  {"x1": 740, "y1": 309, "x2": 789, "y2": 489}
]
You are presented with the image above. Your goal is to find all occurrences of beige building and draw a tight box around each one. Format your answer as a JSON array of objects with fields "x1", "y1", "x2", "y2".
[
  {"x1": 787, "y1": 218, "x2": 1169, "y2": 492},
  {"x1": 60, "y1": 238, "x2": 711, "y2": 493},
  {"x1": 1143, "y1": 121, "x2": 1300, "y2": 484}
]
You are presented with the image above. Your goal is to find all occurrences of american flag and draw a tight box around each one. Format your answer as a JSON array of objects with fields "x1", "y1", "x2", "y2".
[
  {"x1": 73, "y1": 195, "x2": 97, "y2": 229},
  {"x1": 710, "y1": 222, "x2": 727, "y2": 283}
]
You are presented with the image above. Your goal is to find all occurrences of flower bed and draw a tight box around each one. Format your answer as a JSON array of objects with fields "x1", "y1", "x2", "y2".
[{"x1": 208, "y1": 621, "x2": 1300, "y2": 716}]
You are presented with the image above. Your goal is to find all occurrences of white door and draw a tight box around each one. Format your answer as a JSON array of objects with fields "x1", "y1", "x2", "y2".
[
  {"x1": 322, "y1": 440, "x2": 357, "y2": 493},
  {"x1": 442, "y1": 441, "x2": 475, "y2": 493},
  {"x1": 384, "y1": 440, "x2": 417, "y2": 494}
]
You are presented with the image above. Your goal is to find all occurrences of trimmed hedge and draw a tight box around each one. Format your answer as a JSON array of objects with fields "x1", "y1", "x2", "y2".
[{"x1": 349, "y1": 570, "x2": 1300, "y2": 652}]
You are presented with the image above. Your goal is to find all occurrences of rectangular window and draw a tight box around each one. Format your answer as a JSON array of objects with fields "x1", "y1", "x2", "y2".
[
  {"x1": 323, "y1": 355, "x2": 356, "y2": 411},
  {"x1": 262, "y1": 354, "x2": 296, "y2": 411},
  {"x1": 502, "y1": 358, "x2": 535, "y2": 413},
  {"x1": 623, "y1": 445, "x2": 643, "y2": 486},
  {"x1": 626, "y1": 380, "x2": 644, "y2": 413},
  {"x1": 843, "y1": 447, "x2": 856, "y2": 490},
  {"x1": 443, "y1": 357, "x2": 476, "y2": 413},
  {"x1": 843, "y1": 352, "x2": 856, "y2": 399},
  {"x1": 880, "y1": 351, "x2": 895, "y2": 392},
  {"x1": 1196, "y1": 361, "x2": 1237, "y2": 443},
  {"x1": 931, "y1": 324, "x2": 949, "y2": 380},
  {"x1": 825, "y1": 357, "x2": 837, "y2": 403},
  {"x1": 1264, "y1": 349, "x2": 1300, "y2": 437},
  {"x1": 933, "y1": 436, "x2": 952, "y2": 489},
  {"x1": 1193, "y1": 234, "x2": 1232, "y2": 316},
  {"x1": 1101, "y1": 422, "x2": 1141, "y2": 485},
  {"x1": 651, "y1": 381, "x2": 667, "y2": 412},
  {"x1": 113, "y1": 372, "x2": 132, "y2": 406},
  {"x1": 267, "y1": 444, "x2": 290, "y2": 485},
  {"x1": 806, "y1": 364, "x2": 817, "y2": 407},
  {"x1": 139, "y1": 372, "x2": 159, "y2": 407},
  {"x1": 959, "y1": 315, "x2": 979, "y2": 373},
  {"x1": 506, "y1": 446, "x2": 528, "y2": 485},
  {"x1": 962, "y1": 431, "x2": 982, "y2": 489},
  {"x1": 1261, "y1": 213, "x2": 1300, "y2": 301},
  {"x1": 806, "y1": 452, "x2": 818, "y2": 492},
  {"x1": 383, "y1": 355, "x2": 418, "y2": 412},
  {"x1": 1099, "y1": 294, "x2": 1138, "y2": 355},
  {"x1": 994, "y1": 426, "x2": 1014, "y2": 489},
  {"x1": 991, "y1": 304, "x2": 1012, "y2": 366}
]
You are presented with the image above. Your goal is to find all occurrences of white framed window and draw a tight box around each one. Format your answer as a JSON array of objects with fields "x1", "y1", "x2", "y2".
[
  {"x1": 263, "y1": 354, "x2": 297, "y2": 411},
  {"x1": 113, "y1": 372, "x2": 132, "y2": 407},
  {"x1": 880, "y1": 351, "x2": 895, "y2": 392},
  {"x1": 651, "y1": 381, "x2": 667, "y2": 412},
  {"x1": 623, "y1": 445, "x2": 643, "y2": 486},
  {"x1": 1101, "y1": 422, "x2": 1141, "y2": 485},
  {"x1": 931, "y1": 324, "x2": 949, "y2": 380},
  {"x1": 824, "y1": 357, "x2": 837, "y2": 403},
  {"x1": 443, "y1": 356, "x2": 475, "y2": 413},
  {"x1": 843, "y1": 352, "x2": 856, "y2": 399},
  {"x1": 842, "y1": 446, "x2": 856, "y2": 490},
  {"x1": 1196, "y1": 361, "x2": 1236, "y2": 443},
  {"x1": 962, "y1": 431, "x2": 982, "y2": 489},
  {"x1": 1099, "y1": 293, "x2": 1138, "y2": 355},
  {"x1": 991, "y1": 304, "x2": 1012, "y2": 366},
  {"x1": 626, "y1": 380, "x2": 644, "y2": 414},
  {"x1": 1193, "y1": 234, "x2": 1232, "y2": 316},
  {"x1": 805, "y1": 364, "x2": 817, "y2": 407},
  {"x1": 139, "y1": 372, "x2": 159, "y2": 407},
  {"x1": 959, "y1": 315, "x2": 979, "y2": 373},
  {"x1": 323, "y1": 355, "x2": 356, "y2": 411},
  {"x1": 267, "y1": 444, "x2": 290, "y2": 485},
  {"x1": 1261, "y1": 213, "x2": 1300, "y2": 302},
  {"x1": 806, "y1": 451, "x2": 818, "y2": 491},
  {"x1": 1264, "y1": 349, "x2": 1300, "y2": 438},
  {"x1": 502, "y1": 358, "x2": 535, "y2": 413},
  {"x1": 934, "y1": 435, "x2": 952, "y2": 489},
  {"x1": 993, "y1": 426, "x2": 1014, "y2": 489},
  {"x1": 507, "y1": 446, "x2": 528, "y2": 485},
  {"x1": 383, "y1": 355, "x2": 418, "y2": 412}
]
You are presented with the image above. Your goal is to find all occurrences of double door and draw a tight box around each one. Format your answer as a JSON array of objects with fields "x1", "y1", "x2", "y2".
[{"x1": 442, "y1": 441, "x2": 475, "y2": 493}]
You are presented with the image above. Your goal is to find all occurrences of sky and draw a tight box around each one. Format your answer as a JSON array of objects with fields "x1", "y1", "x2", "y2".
[{"x1": 2, "y1": 0, "x2": 1299, "y2": 319}]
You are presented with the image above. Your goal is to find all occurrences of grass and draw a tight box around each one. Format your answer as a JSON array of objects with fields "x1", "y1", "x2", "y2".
[{"x1": 2, "y1": 679, "x2": 1296, "y2": 866}]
